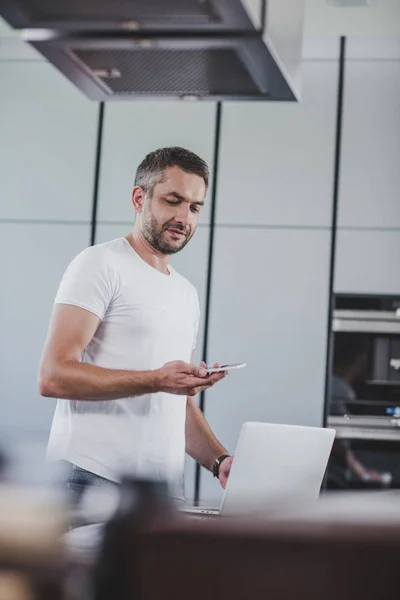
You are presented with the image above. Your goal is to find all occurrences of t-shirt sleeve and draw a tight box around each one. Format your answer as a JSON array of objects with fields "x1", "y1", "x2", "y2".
[{"x1": 54, "y1": 246, "x2": 116, "y2": 321}]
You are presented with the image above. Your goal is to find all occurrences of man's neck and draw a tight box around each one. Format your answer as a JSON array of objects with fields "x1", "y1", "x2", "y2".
[{"x1": 126, "y1": 228, "x2": 171, "y2": 275}]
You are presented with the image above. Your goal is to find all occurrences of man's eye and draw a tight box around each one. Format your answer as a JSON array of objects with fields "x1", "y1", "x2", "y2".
[
  {"x1": 166, "y1": 200, "x2": 179, "y2": 206},
  {"x1": 191, "y1": 206, "x2": 200, "y2": 214}
]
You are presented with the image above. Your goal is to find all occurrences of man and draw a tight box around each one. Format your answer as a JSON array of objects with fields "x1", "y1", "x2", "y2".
[{"x1": 39, "y1": 146, "x2": 232, "y2": 506}]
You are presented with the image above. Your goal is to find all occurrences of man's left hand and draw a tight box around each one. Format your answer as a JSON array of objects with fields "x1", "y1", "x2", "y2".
[{"x1": 218, "y1": 456, "x2": 234, "y2": 489}]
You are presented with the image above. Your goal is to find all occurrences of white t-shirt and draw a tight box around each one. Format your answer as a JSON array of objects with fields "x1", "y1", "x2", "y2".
[{"x1": 47, "y1": 237, "x2": 200, "y2": 499}]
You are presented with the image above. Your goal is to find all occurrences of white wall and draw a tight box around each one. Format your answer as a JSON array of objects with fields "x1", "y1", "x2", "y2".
[
  {"x1": 0, "y1": 23, "x2": 95, "y2": 455},
  {"x1": 0, "y1": 224, "x2": 89, "y2": 444},
  {"x1": 305, "y1": 0, "x2": 400, "y2": 36},
  {"x1": 334, "y1": 37, "x2": 400, "y2": 294}
]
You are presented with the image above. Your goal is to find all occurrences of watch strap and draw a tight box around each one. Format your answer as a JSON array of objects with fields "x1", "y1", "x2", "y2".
[{"x1": 212, "y1": 454, "x2": 230, "y2": 479}]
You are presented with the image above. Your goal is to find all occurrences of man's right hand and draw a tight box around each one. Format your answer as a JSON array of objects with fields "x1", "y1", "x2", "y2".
[{"x1": 155, "y1": 361, "x2": 227, "y2": 396}]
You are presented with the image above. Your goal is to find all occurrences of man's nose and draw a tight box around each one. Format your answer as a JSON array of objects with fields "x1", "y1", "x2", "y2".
[{"x1": 174, "y1": 203, "x2": 191, "y2": 224}]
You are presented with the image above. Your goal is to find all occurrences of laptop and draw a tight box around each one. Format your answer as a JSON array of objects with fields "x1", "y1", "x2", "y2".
[{"x1": 182, "y1": 421, "x2": 336, "y2": 517}]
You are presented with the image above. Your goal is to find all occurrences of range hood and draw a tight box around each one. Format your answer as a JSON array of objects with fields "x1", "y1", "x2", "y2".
[
  {"x1": 23, "y1": 29, "x2": 296, "y2": 101},
  {"x1": 0, "y1": 0, "x2": 304, "y2": 101}
]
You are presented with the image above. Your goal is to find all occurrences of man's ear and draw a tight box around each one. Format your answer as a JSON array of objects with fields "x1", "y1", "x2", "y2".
[{"x1": 132, "y1": 186, "x2": 145, "y2": 213}]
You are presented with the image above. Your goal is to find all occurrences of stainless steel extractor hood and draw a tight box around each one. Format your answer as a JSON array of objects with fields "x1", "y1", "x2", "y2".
[
  {"x1": 0, "y1": 0, "x2": 304, "y2": 101},
  {"x1": 23, "y1": 29, "x2": 296, "y2": 101}
]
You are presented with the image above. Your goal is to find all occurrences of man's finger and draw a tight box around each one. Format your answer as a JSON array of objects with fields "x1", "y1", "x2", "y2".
[
  {"x1": 208, "y1": 371, "x2": 227, "y2": 382},
  {"x1": 186, "y1": 371, "x2": 226, "y2": 395},
  {"x1": 193, "y1": 377, "x2": 216, "y2": 390},
  {"x1": 191, "y1": 378, "x2": 219, "y2": 392},
  {"x1": 190, "y1": 364, "x2": 207, "y2": 378}
]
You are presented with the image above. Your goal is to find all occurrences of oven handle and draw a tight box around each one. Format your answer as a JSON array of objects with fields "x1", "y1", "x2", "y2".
[
  {"x1": 333, "y1": 310, "x2": 400, "y2": 321},
  {"x1": 333, "y1": 319, "x2": 400, "y2": 334}
]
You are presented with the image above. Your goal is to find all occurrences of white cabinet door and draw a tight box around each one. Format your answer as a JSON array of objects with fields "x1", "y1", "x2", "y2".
[
  {"x1": 0, "y1": 223, "x2": 90, "y2": 444},
  {"x1": 335, "y1": 229, "x2": 400, "y2": 295},
  {"x1": 0, "y1": 38, "x2": 43, "y2": 60},
  {"x1": 0, "y1": 62, "x2": 98, "y2": 222},
  {"x1": 215, "y1": 61, "x2": 338, "y2": 227},
  {"x1": 0, "y1": 16, "x2": 13, "y2": 35},
  {"x1": 338, "y1": 60, "x2": 400, "y2": 228},
  {"x1": 97, "y1": 103, "x2": 217, "y2": 226},
  {"x1": 199, "y1": 226, "x2": 331, "y2": 503},
  {"x1": 0, "y1": 16, "x2": 42, "y2": 60}
]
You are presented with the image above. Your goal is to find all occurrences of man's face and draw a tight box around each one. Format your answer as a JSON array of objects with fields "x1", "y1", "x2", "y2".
[{"x1": 140, "y1": 166, "x2": 206, "y2": 255}]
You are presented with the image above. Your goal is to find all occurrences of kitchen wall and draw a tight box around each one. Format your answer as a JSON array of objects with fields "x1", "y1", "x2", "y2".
[
  {"x1": 0, "y1": 19, "x2": 96, "y2": 454},
  {"x1": 1, "y1": 20, "x2": 399, "y2": 502},
  {"x1": 334, "y1": 37, "x2": 400, "y2": 296}
]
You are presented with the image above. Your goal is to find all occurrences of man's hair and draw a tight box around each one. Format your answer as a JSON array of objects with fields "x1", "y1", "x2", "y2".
[{"x1": 134, "y1": 146, "x2": 209, "y2": 197}]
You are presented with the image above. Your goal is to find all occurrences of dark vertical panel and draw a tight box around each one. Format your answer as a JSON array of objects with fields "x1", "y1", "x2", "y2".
[
  {"x1": 323, "y1": 36, "x2": 347, "y2": 427},
  {"x1": 259, "y1": 0, "x2": 266, "y2": 33},
  {"x1": 90, "y1": 101, "x2": 105, "y2": 246},
  {"x1": 194, "y1": 101, "x2": 223, "y2": 504}
]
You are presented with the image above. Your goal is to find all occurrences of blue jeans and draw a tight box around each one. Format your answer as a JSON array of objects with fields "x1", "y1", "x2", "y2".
[{"x1": 65, "y1": 462, "x2": 117, "y2": 526}]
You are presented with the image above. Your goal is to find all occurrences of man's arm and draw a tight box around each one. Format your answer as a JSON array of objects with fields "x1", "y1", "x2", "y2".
[
  {"x1": 185, "y1": 396, "x2": 227, "y2": 471},
  {"x1": 184, "y1": 356, "x2": 233, "y2": 488},
  {"x1": 38, "y1": 304, "x2": 225, "y2": 401}
]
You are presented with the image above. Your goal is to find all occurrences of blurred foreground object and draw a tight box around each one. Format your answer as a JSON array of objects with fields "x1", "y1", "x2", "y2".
[
  {"x1": 0, "y1": 482, "x2": 65, "y2": 600},
  {"x1": 93, "y1": 478, "x2": 175, "y2": 600},
  {"x1": 89, "y1": 488, "x2": 400, "y2": 600}
]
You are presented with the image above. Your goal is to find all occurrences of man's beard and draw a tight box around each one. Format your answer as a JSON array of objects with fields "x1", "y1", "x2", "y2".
[{"x1": 142, "y1": 210, "x2": 193, "y2": 255}]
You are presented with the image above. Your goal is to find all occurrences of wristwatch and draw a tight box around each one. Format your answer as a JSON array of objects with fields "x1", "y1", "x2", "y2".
[{"x1": 212, "y1": 454, "x2": 230, "y2": 479}]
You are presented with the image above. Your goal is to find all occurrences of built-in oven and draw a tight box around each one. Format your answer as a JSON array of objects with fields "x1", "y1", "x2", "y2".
[{"x1": 326, "y1": 294, "x2": 400, "y2": 490}]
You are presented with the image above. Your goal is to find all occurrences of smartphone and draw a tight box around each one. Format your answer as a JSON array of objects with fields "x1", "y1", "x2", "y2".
[{"x1": 206, "y1": 362, "x2": 246, "y2": 374}]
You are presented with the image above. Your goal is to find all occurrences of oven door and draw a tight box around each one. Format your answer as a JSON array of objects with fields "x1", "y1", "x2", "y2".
[{"x1": 326, "y1": 416, "x2": 400, "y2": 490}]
